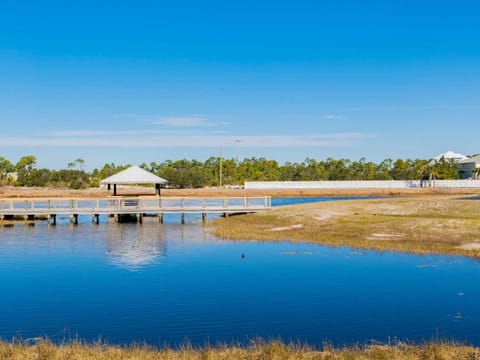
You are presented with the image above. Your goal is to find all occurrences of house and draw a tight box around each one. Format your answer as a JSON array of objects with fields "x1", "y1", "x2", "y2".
[
  {"x1": 432, "y1": 150, "x2": 468, "y2": 163},
  {"x1": 458, "y1": 155, "x2": 480, "y2": 179}
]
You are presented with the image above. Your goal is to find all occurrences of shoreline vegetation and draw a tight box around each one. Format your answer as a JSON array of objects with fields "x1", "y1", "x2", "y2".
[
  {"x1": 0, "y1": 185, "x2": 478, "y2": 199},
  {"x1": 210, "y1": 192, "x2": 480, "y2": 259},
  {"x1": 0, "y1": 339, "x2": 479, "y2": 360}
]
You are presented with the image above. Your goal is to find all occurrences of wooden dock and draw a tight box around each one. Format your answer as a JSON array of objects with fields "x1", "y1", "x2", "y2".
[{"x1": 0, "y1": 196, "x2": 272, "y2": 225}]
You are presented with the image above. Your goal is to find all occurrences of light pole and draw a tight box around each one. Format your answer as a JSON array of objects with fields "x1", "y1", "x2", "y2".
[
  {"x1": 219, "y1": 145, "x2": 223, "y2": 188},
  {"x1": 235, "y1": 139, "x2": 241, "y2": 163}
]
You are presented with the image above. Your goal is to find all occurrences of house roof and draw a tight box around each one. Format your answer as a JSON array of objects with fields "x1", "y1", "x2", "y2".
[
  {"x1": 100, "y1": 166, "x2": 167, "y2": 185},
  {"x1": 433, "y1": 150, "x2": 468, "y2": 162},
  {"x1": 460, "y1": 155, "x2": 480, "y2": 164}
]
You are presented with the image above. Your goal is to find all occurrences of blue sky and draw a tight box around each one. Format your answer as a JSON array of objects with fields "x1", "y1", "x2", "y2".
[{"x1": 1, "y1": 0, "x2": 480, "y2": 170}]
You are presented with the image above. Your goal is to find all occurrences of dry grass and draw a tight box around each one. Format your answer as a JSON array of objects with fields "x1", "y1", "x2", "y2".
[
  {"x1": 0, "y1": 339, "x2": 479, "y2": 360},
  {"x1": 0, "y1": 186, "x2": 478, "y2": 199},
  {"x1": 210, "y1": 195, "x2": 480, "y2": 258}
]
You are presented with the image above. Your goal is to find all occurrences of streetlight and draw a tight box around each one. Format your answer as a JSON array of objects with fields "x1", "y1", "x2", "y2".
[{"x1": 219, "y1": 145, "x2": 223, "y2": 188}]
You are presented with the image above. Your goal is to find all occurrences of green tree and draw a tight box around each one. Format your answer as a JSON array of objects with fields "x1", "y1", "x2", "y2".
[
  {"x1": 375, "y1": 159, "x2": 393, "y2": 180},
  {"x1": 390, "y1": 159, "x2": 411, "y2": 180},
  {"x1": 74, "y1": 158, "x2": 85, "y2": 171},
  {"x1": 0, "y1": 157, "x2": 14, "y2": 184},
  {"x1": 324, "y1": 158, "x2": 352, "y2": 180},
  {"x1": 15, "y1": 155, "x2": 37, "y2": 186}
]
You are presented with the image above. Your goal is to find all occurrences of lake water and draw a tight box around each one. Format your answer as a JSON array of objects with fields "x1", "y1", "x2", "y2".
[{"x1": 1, "y1": 197, "x2": 480, "y2": 347}]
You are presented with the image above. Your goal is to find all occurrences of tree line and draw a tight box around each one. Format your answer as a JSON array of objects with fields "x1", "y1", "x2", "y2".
[{"x1": 0, "y1": 154, "x2": 466, "y2": 189}]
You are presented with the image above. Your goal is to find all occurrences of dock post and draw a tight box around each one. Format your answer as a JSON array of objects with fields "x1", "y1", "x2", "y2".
[
  {"x1": 181, "y1": 213, "x2": 185, "y2": 224},
  {"x1": 202, "y1": 212, "x2": 206, "y2": 224},
  {"x1": 114, "y1": 214, "x2": 119, "y2": 223},
  {"x1": 70, "y1": 214, "x2": 78, "y2": 225},
  {"x1": 136, "y1": 213, "x2": 143, "y2": 224},
  {"x1": 0, "y1": 214, "x2": 3, "y2": 227},
  {"x1": 47, "y1": 215, "x2": 57, "y2": 226},
  {"x1": 91, "y1": 214, "x2": 99, "y2": 224},
  {"x1": 159, "y1": 213, "x2": 163, "y2": 224}
]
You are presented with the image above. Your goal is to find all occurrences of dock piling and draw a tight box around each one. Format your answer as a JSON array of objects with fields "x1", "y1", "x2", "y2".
[{"x1": 69, "y1": 214, "x2": 78, "y2": 225}]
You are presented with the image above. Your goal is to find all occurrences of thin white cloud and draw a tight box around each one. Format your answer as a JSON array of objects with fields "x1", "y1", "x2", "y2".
[
  {"x1": 341, "y1": 105, "x2": 480, "y2": 111},
  {"x1": 321, "y1": 114, "x2": 343, "y2": 120},
  {"x1": 43, "y1": 128, "x2": 232, "y2": 138},
  {"x1": 153, "y1": 115, "x2": 226, "y2": 128},
  {"x1": 44, "y1": 130, "x2": 201, "y2": 137},
  {"x1": 0, "y1": 132, "x2": 373, "y2": 148}
]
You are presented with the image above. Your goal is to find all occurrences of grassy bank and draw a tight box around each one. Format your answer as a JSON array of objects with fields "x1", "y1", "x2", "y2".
[
  {"x1": 1, "y1": 339, "x2": 479, "y2": 360},
  {"x1": 0, "y1": 185, "x2": 478, "y2": 199},
  {"x1": 210, "y1": 195, "x2": 480, "y2": 258}
]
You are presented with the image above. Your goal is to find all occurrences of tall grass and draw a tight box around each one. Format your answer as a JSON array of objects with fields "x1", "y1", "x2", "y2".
[{"x1": 0, "y1": 339, "x2": 478, "y2": 359}]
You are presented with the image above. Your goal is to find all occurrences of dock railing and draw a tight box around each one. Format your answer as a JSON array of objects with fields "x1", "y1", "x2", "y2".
[{"x1": 0, "y1": 196, "x2": 272, "y2": 216}]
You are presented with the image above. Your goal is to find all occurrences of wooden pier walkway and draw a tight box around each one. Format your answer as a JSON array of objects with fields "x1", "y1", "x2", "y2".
[{"x1": 0, "y1": 196, "x2": 272, "y2": 225}]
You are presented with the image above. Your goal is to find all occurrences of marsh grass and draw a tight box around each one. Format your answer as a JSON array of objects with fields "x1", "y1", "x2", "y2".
[
  {"x1": 0, "y1": 339, "x2": 479, "y2": 360},
  {"x1": 209, "y1": 195, "x2": 480, "y2": 258}
]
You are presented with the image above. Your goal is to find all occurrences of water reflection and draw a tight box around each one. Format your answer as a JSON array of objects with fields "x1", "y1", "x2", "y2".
[
  {"x1": 2, "y1": 212, "x2": 480, "y2": 347},
  {"x1": 105, "y1": 221, "x2": 167, "y2": 271}
]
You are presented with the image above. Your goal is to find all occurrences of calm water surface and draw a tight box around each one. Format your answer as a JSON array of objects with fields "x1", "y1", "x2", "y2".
[{"x1": 1, "y1": 197, "x2": 479, "y2": 347}]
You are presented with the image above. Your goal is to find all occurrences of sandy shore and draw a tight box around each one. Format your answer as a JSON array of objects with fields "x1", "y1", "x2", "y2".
[
  {"x1": 0, "y1": 185, "x2": 478, "y2": 199},
  {"x1": 210, "y1": 194, "x2": 480, "y2": 259}
]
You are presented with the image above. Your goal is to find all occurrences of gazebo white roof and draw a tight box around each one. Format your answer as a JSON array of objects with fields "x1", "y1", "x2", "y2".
[
  {"x1": 100, "y1": 166, "x2": 167, "y2": 185},
  {"x1": 433, "y1": 150, "x2": 468, "y2": 163}
]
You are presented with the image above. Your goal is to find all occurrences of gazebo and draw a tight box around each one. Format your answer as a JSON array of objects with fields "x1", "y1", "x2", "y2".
[{"x1": 100, "y1": 166, "x2": 167, "y2": 196}]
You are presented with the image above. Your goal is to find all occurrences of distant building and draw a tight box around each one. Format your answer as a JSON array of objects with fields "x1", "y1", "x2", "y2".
[
  {"x1": 459, "y1": 155, "x2": 480, "y2": 179},
  {"x1": 432, "y1": 150, "x2": 468, "y2": 163}
]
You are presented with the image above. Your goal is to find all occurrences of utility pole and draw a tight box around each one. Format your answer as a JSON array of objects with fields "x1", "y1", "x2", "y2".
[
  {"x1": 235, "y1": 139, "x2": 241, "y2": 163},
  {"x1": 219, "y1": 145, "x2": 223, "y2": 188}
]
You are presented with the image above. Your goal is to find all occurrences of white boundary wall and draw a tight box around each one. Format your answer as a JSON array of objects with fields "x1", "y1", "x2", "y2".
[{"x1": 244, "y1": 180, "x2": 480, "y2": 190}]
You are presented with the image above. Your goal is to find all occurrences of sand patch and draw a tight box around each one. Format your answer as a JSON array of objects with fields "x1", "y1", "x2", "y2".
[
  {"x1": 314, "y1": 211, "x2": 341, "y2": 221},
  {"x1": 311, "y1": 209, "x2": 347, "y2": 221},
  {"x1": 367, "y1": 233, "x2": 403, "y2": 241},
  {"x1": 269, "y1": 224, "x2": 304, "y2": 231},
  {"x1": 456, "y1": 242, "x2": 480, "y2": 251}
]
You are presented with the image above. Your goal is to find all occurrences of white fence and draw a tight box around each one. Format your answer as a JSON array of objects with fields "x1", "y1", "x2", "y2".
[{"x1": 245, "y1": 180, "x2": 480, "y2": 190}]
